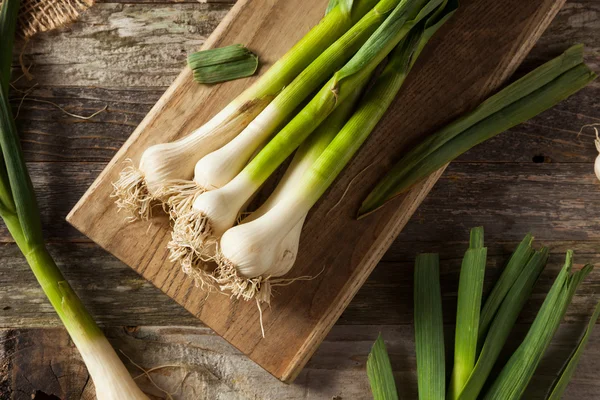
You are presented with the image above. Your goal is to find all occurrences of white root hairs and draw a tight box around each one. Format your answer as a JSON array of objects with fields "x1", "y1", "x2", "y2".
[
  {"x1": 111, "y1": 160, "x2": 156, "y2": 222},
  {"x1": 213, "y1": 257, "x2": 273, "y2": 304},
  {"x1": 168, "y1": 210, "x2": 220, "y2": 291},
  {"x1": 163, "y1": 180, "x2": 205, "y2": 221},
  {"x1": 168, "y1": 210, "x2": 218, "y2": 267},
  {"x1": 213, "y1": 253, "x2": 324, "y2": 305}
]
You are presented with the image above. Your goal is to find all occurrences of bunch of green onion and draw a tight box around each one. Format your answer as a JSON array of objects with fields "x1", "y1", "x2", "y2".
[
  {"x1": 110, "y1": 0, "x2": 456, "y2": 301},
  {"x1": 1, "y1": 0, "x2": 148, "y2": 397},
  {"x1": 367, "y1": 228, "x2": 600, "y2": 400}
]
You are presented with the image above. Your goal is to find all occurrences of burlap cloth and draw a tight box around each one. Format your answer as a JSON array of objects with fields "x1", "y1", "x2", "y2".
[{"x1": 1, "y1": 0, "x2": 94, "y2": 38}]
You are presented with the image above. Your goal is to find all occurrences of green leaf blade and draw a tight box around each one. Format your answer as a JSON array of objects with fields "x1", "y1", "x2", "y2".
[
  {"x1": 359, "y1": 45, "x2": 597, "y2": 217},
  {"x1": 367, "y1": 335, "x2": 399, "y2": 400},
  {"x1": 414, "y1": 253, "x2": 445, "y2": 400},
  {"x1": 0, "y1": 0, "x2": 19, "y2": 95},
  {"x1": 458, "y1": 247, "x2": 549, "y2": 400},
  {"x1": 479, "y1": 233, "x2": 535, "y2": 340},
  {"x1": 0, "y1": 81, "x2": 44, "y2": 247},
  {"x1": 449, "y1": 227, "x2": 487, "y2": 400},
  {"x1": 547, "y1": 301, "x2": 600, "y2": 400},
  {"x1": 484, "y1": 252, "x2": 593, "y2": 400}
]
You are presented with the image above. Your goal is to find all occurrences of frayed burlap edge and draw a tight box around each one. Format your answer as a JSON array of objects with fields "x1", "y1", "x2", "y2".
[{"x1": 6, "y1": 0, "x2": 94, "y2": 38}]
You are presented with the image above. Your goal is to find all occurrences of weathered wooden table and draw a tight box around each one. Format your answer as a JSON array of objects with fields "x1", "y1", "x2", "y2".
[{"x1": 1, "y1": 0, "x2": 599, "y2": 398}]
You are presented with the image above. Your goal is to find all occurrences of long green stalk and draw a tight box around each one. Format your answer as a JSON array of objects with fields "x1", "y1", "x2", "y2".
[
  {"x1": 449, "y1": 227, "x2": 487, "y2": 400},
  {"x1": 246, "y1": 82, "x2": 366, "y2": 222},
  {"x1": 546, "y1": 301, "x2": 600, "y2": 400},
  {"x1": 484, "y1": 252, "x2": 594, "y2": 400},
  {"x1": 243, "y1": 0, "x2": 453, "y2": 192},
  {"x1": 235, "y1": 0, "x2": 381, "y2": 102},
  {"x1": 359, "y1": 45, "x2": 597, "y2": 216},
  {"x1": 0, "y1": 0, "x2": 18, "y2": 216},
  {"x1": 0, "y1": 0, "x2": 147, "y2": 395},
  {"x1": 457, "y1": 247, "x2": 548, "y2": 400},
  {"x1": 478, "y1": 233, "x2": 535, "y2": 340},
  {"x1": 414, "y1": 253, "x2": 445, "y2": 400}
]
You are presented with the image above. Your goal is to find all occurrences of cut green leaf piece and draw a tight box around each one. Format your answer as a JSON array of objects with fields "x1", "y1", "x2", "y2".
[
  {"x1": 367, "y1": 335, "x2": 399, "y2": 400},
  {"x1": 414, "y1": 253, "x2": 445, "y2": 400},
  {"x1": 449, "y1": 227, "x2": 487, "y2": 400},
  {"x1": 458, "y1": 247, "x2": 549, "y2": 400},
  {"x1": 188, "y1": 44, "x2": 259, "y2": 84},
  {"x1": 192, "y1": 56, "x2": 259, "y2": 85},
  {"x1": 484, "y1": 252, "x2": 594, "y2": 400},
  {"x1": 547, "y1": 301, "x2": 600, "y2": 400},
  {"x1": 187, "y1": 44, "x2": 257, "y2": 69},
  {"x1": 479, "y1": 233, "x2": 535, "y2": 340},
  {"x1": 359, "y1": 45, "x2": 598, "y2": 217}
]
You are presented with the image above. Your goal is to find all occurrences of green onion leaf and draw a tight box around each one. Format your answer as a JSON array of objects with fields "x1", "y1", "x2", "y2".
[
  {"x1": 0, "y1": 79, "x2": 43, "y2": 247},
  {"x1": 484, "y1": 252, "x2": 594, "y2": 400},
  {"x1": 188, "y1": 44, "x2": 259, "y2": 84},
  {"x1": 326, "y1": 0, "x2": 354, "y2": 16},
  {"x1": 0, "y1": 0, "x2": 19, "y2": 95},
  {"x1": 458, "y1": 247, "x2": 549, "y2": 400},
  {"x1": 479, "y1": 233, "x2": 535, "y2": 340},
  {"x1": 414, "y1": 253, "x2": 445, "y2": 400},
  {"x1": 449, "y1": 226, "x2": 487, "y2": 399},
  {"x1": 367, "y1": 335, "x2": 399, "y2": 400},
  {"x1": 0, "y1": 0, "x2": 18, "y2": 216},
  {"x1": 546, "y1": 301, "x2": 600, "y2": 400},
  {"x1": 359, "y1": 45, "x2": 598, "y2": 217}
]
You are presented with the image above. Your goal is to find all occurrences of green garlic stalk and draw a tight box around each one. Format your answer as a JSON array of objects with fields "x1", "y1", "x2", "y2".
[{"x1": 192, "y1": 0, "x2": 457, "y2": 302}]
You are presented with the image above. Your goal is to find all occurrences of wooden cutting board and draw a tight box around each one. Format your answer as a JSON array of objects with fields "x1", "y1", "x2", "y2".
[{"x1": 67, "y1": 0, "x2": 566, "y2": 382}]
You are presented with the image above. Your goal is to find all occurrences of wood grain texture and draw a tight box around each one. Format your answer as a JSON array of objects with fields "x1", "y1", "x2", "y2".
[
  {"x1": 0, "y1": 241, "x2": 598, "y2": 328},
  {"x1": 1, "y1": 0, "x2": 599, "y2": 397},
  {"x1": 6, "y1": 84, "x2": 598, "y2": 163},
  {"x1": 16, "y1": 3, "x2": 230, "y2": 87},
  {"x1": 3, "y1": 324, "x2": 600, "y2": 399},
  {"x1": 64, "y1": 0, "x2": 572, "y2": 382}
]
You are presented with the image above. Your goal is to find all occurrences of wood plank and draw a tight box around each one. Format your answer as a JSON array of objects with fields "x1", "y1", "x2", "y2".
[
  {"x1": 12, "y1": 0, "x2": 598, "y2": 88},
  {"x1": 10, "y1": 87, "x2": 163, "y2": 162},
  {"x1": 7, "y1": 84, "x2": 599, "y2": 164},
  {"x1": 1, "y1": 0, "x2": 598, "y2": 396},
  {"x1": 0, "y1": 162, "x2": 597, "y2": 244},
  {"x1": 14, "y1": 3, "x2": 231, "y2": 88},
  {"x1": 0, "y1": 241, "x2": 598, "y2": 328},
  {"x1": 66, "y1": 0, "x2": 572, "y2": 382},
  {"x1": 3, "y1": 324, "x2": 600, "y2": 399}
]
